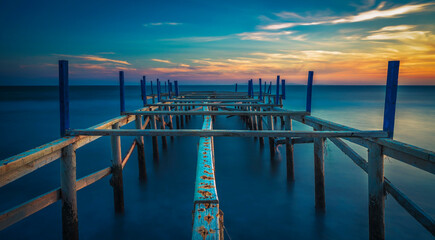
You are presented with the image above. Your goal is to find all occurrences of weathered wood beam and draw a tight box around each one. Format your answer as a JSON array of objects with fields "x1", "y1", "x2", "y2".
[
  {"x1": 60, "y1": 144, "x2": 78, "y2": 240},
  {"x1": 123, "y1": 110, "x2": 308, "y2": 116},
  {"x1": 68, "y1": 129, "x2": 388, "y2": 138},
  {"x1": 110, "y1": 123, "x2": 124, "y2": 214}
]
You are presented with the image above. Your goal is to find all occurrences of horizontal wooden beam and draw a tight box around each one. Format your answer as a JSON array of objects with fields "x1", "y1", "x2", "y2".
[
  {"x1": 123, "y1": 110, "x2": 308, "y2": 116},
  {"x1": 67, "y1": 129, "x2": 388, "y2": 138},
  {"x1": 161, "y1": 99, "x2": 261, "y2": 102},
  {"x1": 0, "y1": 166, "x2": 112, "y2": 230},
  {"x1": 329, "y1": 137, "x2": 435, "y2": 236},
  {"x1": 143, "y1": 103, "x2": 280, "y2": 107},
  {"x1": 0, "y1": 106, "x2": 157, "y2": 187},
  {"x1": 297, "y1": 115, "x2": 435, "y2": 174},
  {"x1": 276, "y1": 137, "x2": 314, "y2": 145}
]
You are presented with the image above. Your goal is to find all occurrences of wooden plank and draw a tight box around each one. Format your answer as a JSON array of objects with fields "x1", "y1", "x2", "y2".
[
  {"x1": 123, "y1": 110, "x2": 307, "y2": 116},
  {"x1": 60, "y1": 144, "x2": 78, "y2": 240},
  {"x1": 329, "y1": 137, "x2": 435, "y2": 236},
  {"x1": 299, "y1": 115, "x2": 435, "y2": 174},
  {"x1": 121, "y1": 140, "x2": 137, "y2": 169},
  {"x1": 76, "y1": 167, "x2": 112, "y2": 190},
  {"x1": 368, "y1": 142, "x2": 385, "y2": 240},
  {"x1": 68, "y1": 129, "x2": 389, "y2": 138},
  {"x1": 192, "y1": 203, "x2": 222, "y2": 240},
  {"x1": 0, "y1": 189, "x2": 61, "y2": 231},
  {"x1": 0, "y1": 108, "x2": 153, "y2": 187},
  {"x1": 162, "y1": 99, "x2": 261, "y2": 102}
]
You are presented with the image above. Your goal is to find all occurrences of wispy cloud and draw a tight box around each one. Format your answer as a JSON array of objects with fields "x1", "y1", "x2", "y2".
[
  {"x1": 162, "y1": 36, "x2": 229, "y2": 42},
  {"x1": 363, "y1": 25, "x2": 431, "y2": 41},
  {"x1": 151, "y1": 59, "x2": 173, "y2": 64},
  {"x1": 54, "y1": 54, "x2": 131, "y2": 65},
  {"x1": 237, "y1": 31, "x2": 294, "y2": 41},
  {"x1": 143, "y1": 22, "x2": 182, "y2": 27},
  {"x1": 261, "y1": 2, "x2": 433, "y2": 30}
]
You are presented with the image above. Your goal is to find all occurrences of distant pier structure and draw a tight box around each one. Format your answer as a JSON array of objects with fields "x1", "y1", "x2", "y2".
[{"x1": 1, "y1": 61, "x2": 434, "y2": 240}]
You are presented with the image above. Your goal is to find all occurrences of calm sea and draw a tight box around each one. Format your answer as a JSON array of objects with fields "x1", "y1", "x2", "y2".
[{"x1": 0, "y1": 85, "x2": 434, "y2": 239}]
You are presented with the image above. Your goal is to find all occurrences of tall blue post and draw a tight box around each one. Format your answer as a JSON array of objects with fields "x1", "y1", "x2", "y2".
[
  {"x1": 306, "y1": 71, "x2": 314, "y2": 113},
  {"x1": 142, "y1": 76, "x2": 147, "y2": 105},
  {"x1": 275, "y1": 75, "x2": 280, "y2": 105},
  {"x1": 235, "y1": 83, "x2": 238, "y2": 92},
  {"x1": 119, "y1": 71, "x2": 125, "y2": 114},
  {"x1": 282, "y1": 79, "x2": 286, "y2": 100},
  {"x1": 251, "y1": 79, "x2": 254, "y2": 97},
  {"x1": 174, "y1": 80, "x2": 179, "y2": 96},
  {"x1": 383, "y1": 61, "x2": 400, "y2": 138},
  {"x1": 59, "y1": 60, "x2": 69, "y2": 137},
  {"x1": 168, "y1": 81, "x2": 172, "y2": 99},
  {"x1": 247, "y1": 80, "x2": 251, "y2": 97},
  {"x1": 157, "y1": 79, "x2": 161, "y2": 102},
  {"x1": 268, "y1": 82, "x2": 272, "y2": 94},
  {"x1": 259, "y1": 78, "x2": 262, "y2": 100}
]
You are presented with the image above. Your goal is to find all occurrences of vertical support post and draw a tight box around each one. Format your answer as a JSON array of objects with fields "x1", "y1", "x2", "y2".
[
  {"x1": 268, "y1": 81, "x2": 272, "y2": 94},
  {"x1": 268, "y1": 115, "x2": 275, "y2": 158},
  {"x1": 235, "y1": 83, "x2": 238, "y2": 92},
  {"x1": 258, "y1": 108, "x2": 264, "y2": 147},
  {"x1": 164, "y1": 81, "x2": 167, "y2": 94},
  {"x1": 135, "y1": 116, "x2": 147, "y2": 180},
  {"x1": 59, "y1": 60, "x2": 70, "y2": 137},
  {"x1": 157, "y1": 79, "x2": 161, "y2": 102},
  {"x1": 275, "y1": 75, "x2": 280, "y2": 105},
  {"x1": 281, "y1": 79, "x2": 286, "y2": 100},
  {"x1": 383, "y1": 61, "x2": 400, "y2": 138},
  {"x1": 247, "y1": 80, "x2": 251, "y2": 98},
  {"x1": 110, "y1": 123, "x2": 124, "y2": 213},
  {"x1": 168, "y1": 81, "x2": 172, "y2": 99},
  {"x1": 174, "y1": 80, "x2": 179, "y2": 97},
  {"x1": 151, "y1": 81, "x2": 155, "y2": 103},
  {"x1": 306, "y1": 71, "x2": 314, "y2": 113},
  {"x1": 142, "y1": 76, "x2": 147, "y2": 106},
  {"x1": 61, "y1": 144, "x2": 78, "y2": 240},
  {"x1": 151, "y1": 115, "x2": 159, "y2": 160},
  {"x1": 259, "y1": 78, "x2": 262, "y2": 100},
  {"x1": 119, "y1": 71, "x2": 125, "y2": 114},
  {"x1": 159, "y1": 106, "x2": 168, "y2": 149},
  {"x1": 285, "y1": 116, "x2": 294, "y2": 181},
  {"x1": 368, "y1": 142, "x2": 385, "y2": 240},
  {"x1": 313, "y1": 128, "x2": 325, "y2": 210}
]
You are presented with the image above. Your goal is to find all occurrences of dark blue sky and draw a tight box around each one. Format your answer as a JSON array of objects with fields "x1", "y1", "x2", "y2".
[{"x1": 0, "y1": 0, "x2": 434, "y2": 85}]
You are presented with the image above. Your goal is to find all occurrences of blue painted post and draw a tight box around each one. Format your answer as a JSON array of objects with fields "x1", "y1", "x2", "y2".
[
  {"x1": 150, "y1": 81, "x2": 155, "y2": 103},
  {"x1": 235, "y1": 83, "x2": 238, "y2": 92},
  {"x1": 174, "y1": 80, "x2": 179, "y2": 96},
  {"x1": 259, "y1": 78, "x2": 262, "y2": 100},
  {"x1": 268, "y1": 82, "x2": 272, "y2": 94},
  {"x1": 168, "y1": 81, "x2": 172, "y2": 99},
  {"x1": 157, "y1": 79, "x2": 161, "y2": 102},
  {"x1": 306, "y1": 71, "x2": 314, "y2": 113},
  {"x1": 275, "y1": 75, "x2": 280, "y2": 105},
  {"x1": 140, "y1": 79, "x2": 144, "y2": 102},
  {"x1": 119, "y1": 71, "x2": 125, "y2": 114},
  {"x1": 247, "y1": 80, "x2": 251, "y2": 98},
  {"x1": 383, "y1": 61, "x2": 400, "y2": 138},
  {"x1": 142, "y1": 76, "x2": 147, "y2": 105},
  {"x1": 59, "y1": 60, "x2": 69, "y2": 137},
  {"x1": 282, "y1": 79, "x2": 286, "y2": 100}
]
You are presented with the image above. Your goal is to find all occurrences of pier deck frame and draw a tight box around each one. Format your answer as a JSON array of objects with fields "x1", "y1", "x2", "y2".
[{"x1": 1, "y1": 61, "x2": 434, "y2": 240}]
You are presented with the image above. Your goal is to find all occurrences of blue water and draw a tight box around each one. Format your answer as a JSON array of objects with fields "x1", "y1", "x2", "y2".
[{"x1": 0, "y1": 85, "x2": 434, "y2": 239}]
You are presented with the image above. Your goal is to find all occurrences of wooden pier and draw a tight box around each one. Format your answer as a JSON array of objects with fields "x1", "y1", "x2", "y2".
[{"x1": 1, "y1": 60, "x2": 434, "y2": 240}]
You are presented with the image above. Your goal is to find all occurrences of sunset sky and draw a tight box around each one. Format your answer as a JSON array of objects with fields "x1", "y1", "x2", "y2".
[{"x1": 0, "y1": 0, "x2": 434, "y2": 85}]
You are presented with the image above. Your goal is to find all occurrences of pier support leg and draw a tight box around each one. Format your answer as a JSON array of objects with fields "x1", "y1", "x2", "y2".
[
  {"x1": 110, "y1": 123, "x2": 124, "y2": 213},
  {"x1": 159, "y1": 107, "x2": 168, "y2": 149},
  {"x1": 268, "y1": 115, "x2": 275, "y2": 159},
  {"x1": 313, "y1": 129, "x2": 325, "y2": 210},
  {"x1": 368, "y1": 142, "x2": 385, "y2": 240},
  {"x1": 135, "y1": 116, "x2": 147, "y2": 180},
  {"x1": 61, "y1": 144, "x2": 79, "y2": 240},
  {"x1": 258, "y1": 111, "x2": 264, "y2": 147},
  {"x1": 285, "y1": 116, "x2": 294, "y2": 181},
  {"x1": 151, "y1": 115, "x2": 159, "y2": 160}
]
